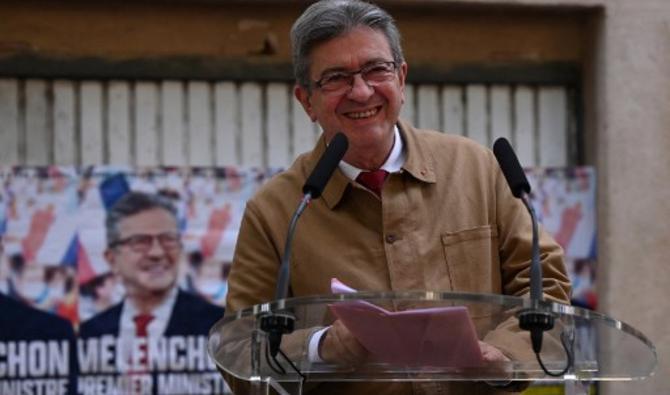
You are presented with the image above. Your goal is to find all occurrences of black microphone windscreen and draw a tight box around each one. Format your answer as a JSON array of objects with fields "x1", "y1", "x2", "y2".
[
  {"x1": 302, "y1": 133, "x2": 349, "y2": 198},
  {"x1": 493, "y1": 138, "x2": 531, "y2": 198}
]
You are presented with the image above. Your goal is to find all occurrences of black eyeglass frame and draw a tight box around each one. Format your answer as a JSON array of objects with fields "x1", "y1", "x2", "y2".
[
  {"x1": 109, "y1": 232, "x2": 182, "y2": 252},
  {"x1": 313, "y1": 61, "x2": 399, "y2": 93}
]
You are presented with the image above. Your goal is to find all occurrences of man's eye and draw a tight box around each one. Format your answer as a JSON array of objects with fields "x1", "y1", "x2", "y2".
[
  {"x1": 322, "y1": 73, "x2": 349, "y2": 84},
  {"x1": 367, "y1": 65, "x2": 389, "y2": 73},
  {"x1": 130, "y1": 236, "x2": 151, "y2": 245},
  {"x1": 160, "y1": 234, "x2": 181, "y2": 244},
  {"x1": 365, "y1": 64, "x2": 393, "y2": 77}
]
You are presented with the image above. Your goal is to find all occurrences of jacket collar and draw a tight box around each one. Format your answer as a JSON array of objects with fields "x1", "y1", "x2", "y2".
[
  {"x1": 305, "y1": 119, "x2": 437, "y2": 210},
  {"x1": 397, "y1": 119, "x2": 437, "y2": 184}
]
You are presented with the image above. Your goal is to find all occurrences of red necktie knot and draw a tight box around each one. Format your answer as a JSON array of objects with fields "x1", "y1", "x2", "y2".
[
  {"x1": 356, "y1": 170, "x2": 389, "y2": 197},
  {"x1": 133, "y1": 314, "x2": 155, "y2": 337}
]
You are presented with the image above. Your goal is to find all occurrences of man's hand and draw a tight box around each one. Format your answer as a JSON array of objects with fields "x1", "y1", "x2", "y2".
[
  {"x1": 479, "y1": 341, "x2": 511, "y2": 363},
  {"x1": 319, "y1": 320, "x2": 369, "y2": 366},
  {"x1": 479, "y1": 341, "x2": 517, "y2": 388}
]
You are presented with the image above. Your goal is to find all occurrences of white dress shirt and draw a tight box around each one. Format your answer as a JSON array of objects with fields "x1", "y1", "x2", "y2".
[
  {"x1": 117, "y1": 287, "x2": 178, "y2": 371},
  {"x1": 338, "y1": 126, "x2": 406, "y2": 181}
]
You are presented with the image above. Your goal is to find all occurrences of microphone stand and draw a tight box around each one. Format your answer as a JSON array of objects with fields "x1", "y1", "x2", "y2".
[
  {"x1": 516, "y1": 190, "x2": 574, "y2": 378},
  {"x1": 261, "y1": 193, "x2": 312, "y2": 360},
  {"x1": 516, "y1": 192, "x2": 555, "y2": 354}
]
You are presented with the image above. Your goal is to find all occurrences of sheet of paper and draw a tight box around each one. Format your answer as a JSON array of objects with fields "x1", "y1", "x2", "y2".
[{"x1": 329, "y1": 278, "x2": 484, "y2": 367}]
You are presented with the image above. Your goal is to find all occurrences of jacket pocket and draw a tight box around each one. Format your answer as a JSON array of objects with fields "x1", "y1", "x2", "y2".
[
  {"x1": 441, "y1": 225, "x2": 500, "y2": 294},
  {"x1": 441, "y1": 225, "x2": 501, "y2": 331}
]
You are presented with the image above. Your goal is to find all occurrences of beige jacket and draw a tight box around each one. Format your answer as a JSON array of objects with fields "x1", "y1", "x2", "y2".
[{"x1": 224, "y1": 120, "x2": 571, "y2": 394}]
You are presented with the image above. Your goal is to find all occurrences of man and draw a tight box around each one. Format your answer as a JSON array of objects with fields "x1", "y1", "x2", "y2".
[
  {"x1": 79, "y1": 192, "x2": 226, "y2": 394},
  {"x1": 225, "y1": 1, "x2": 571, "y2": 394},
  {"x1": 0, "y1": 240, "x2": 78, "y2": 395}
]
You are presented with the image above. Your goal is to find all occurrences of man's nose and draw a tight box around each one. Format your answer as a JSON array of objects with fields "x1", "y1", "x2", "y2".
[
  {"x1": 146, "y1": 237, "x2": 167, "y2": 256},
  {"x1": 347, "y1": 73, "x2": 374, "y2": 101}
]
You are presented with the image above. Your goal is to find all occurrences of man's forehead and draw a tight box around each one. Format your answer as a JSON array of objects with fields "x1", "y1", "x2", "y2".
[
  {"x1": 117, "y1": 208, "x2": 178, "y2": 234},
  {"x1": 309, "y1": 27, "x2": 393, "y2": 73}
]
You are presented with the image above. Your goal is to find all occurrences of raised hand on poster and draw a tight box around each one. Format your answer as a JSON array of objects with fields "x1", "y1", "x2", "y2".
[{"x1": 200, "y1": 204, "x2": 232, "y2": 259}]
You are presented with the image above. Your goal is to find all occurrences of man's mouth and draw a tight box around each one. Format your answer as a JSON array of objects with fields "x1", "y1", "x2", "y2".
[
  {"x1": 344, "y1": 106, "x2": 381, "y2": 119},
  {"x1": 142, "y1": 262, "x2": 170, "y2": 275}
]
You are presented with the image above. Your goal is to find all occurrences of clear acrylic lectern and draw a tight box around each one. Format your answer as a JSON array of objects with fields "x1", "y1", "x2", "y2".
[{"x1": 208, "y1": 292, "x2": 656, "y2": 395}]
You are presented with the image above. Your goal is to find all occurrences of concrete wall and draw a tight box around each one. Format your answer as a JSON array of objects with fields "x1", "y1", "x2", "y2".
[{"x1": 594, "y1": 1, "x2": 670, "y2": 394}]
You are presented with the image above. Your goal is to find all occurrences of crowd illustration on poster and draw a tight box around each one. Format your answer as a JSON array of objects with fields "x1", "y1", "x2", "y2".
[{"x1": 0, "y1": 165, "x2": 596, "y2": 394}]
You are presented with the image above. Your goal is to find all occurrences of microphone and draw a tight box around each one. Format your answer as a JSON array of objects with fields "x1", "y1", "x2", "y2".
[
  {"x1": 302, "y1": 133, "x2": 349, "y2": 199},
  {"x1": 492, "y1": 139, "x2": 530, "y2": 199},
  {"x1": 262, "y1": 133, "x2": 349, "y2": 360},
  {"x1": 493, "y1": 138, "x2": 554, "y2": 355}
]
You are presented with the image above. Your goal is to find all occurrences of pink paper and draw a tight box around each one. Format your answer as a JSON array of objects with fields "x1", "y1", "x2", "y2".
[{"x1": 329, "y1": 278, "x2": 484, "y2": 367}]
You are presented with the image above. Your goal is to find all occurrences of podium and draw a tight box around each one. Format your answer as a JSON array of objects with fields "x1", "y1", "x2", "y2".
[{"x1": 208, "y1": 291, "x2": 656, "y2": 395}]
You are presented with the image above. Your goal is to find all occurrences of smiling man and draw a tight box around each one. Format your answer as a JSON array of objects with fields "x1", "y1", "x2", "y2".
[
  {"x1": 225, "y1": 1, "x2": 570, "y2": 394},
  {"x1": 79, "y1": 192, "x2": 225, "y2": 394},
  {"x1": 293, "y1": 26, "x2": 405, "y2": 171}
]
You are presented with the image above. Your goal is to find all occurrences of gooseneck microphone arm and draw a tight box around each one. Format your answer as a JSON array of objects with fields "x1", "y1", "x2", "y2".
[
  {"x1": 262, "y1": 193, "x2": 311, "y2": 365},
  {"x1": 518, "y1": 189, "x2": 556, "y2": 357},
  {"x1": 521, "y1": 192, "x2": 542, "y2": 304},
  {"x1": 262, "y1": 133, "x2": 349, "y2": 367},
  {"x1": 275, "y1": 194, "x2": 311, "y2": 301},
  {"x1": 493, "y1": 137, "x2": 572, "y2": 377}
]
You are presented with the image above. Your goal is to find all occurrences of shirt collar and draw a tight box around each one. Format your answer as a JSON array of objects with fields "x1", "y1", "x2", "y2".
[
  {"x1": 338, "y1": 126, "x2": 405, "y2": 180},
  {"x1": 121, "y1": 286, "x2": 179, "y2": 334},
  {"x1": 315, "y1": 120, "x2": 436, "y2": 209}
]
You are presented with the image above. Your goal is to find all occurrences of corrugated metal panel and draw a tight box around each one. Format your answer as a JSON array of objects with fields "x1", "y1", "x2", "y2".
[{"x1": 0, "y1": 79, "x2": 574, "y2": 168}]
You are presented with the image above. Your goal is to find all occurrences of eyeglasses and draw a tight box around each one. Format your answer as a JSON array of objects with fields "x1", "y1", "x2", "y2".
[
  {"x1": 314, "y1": 61, "x2": 398, "y2": 94},
  {"x1": 111, "y1": 232, "x2": 181, "y2": 253}
]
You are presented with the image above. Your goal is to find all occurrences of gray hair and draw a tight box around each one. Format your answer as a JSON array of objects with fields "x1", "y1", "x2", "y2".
[
  {"x1": 106, "y1": 191, "x2": 178, "y2": 247},
  {"x1": 291, "y1": 0, "x2": 404, "y2": 89}
]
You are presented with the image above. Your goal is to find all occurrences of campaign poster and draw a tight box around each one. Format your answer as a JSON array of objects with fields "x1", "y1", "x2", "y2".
[{"x1": 0, "y1": 166, "x2": 276, "y2": 395}]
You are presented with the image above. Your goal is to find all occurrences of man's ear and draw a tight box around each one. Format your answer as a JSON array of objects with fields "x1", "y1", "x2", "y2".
[
  {"x1": 398, "y1": 62, "x2": 408, "y2": 105},
  {"x1": 294, "y1": 84, "x2": 317, "y2": 122}
]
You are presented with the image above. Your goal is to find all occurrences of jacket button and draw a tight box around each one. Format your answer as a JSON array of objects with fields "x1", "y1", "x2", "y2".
[{"x1": 385, "y1": 234, "x2": 398, "y2": 244}]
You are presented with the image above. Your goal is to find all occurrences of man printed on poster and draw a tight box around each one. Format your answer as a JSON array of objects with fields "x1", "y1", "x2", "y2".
[
  {"x1": 0, "y1": 235, "x2": 78, "y2": 395},
  {"x1": 78, "y1": 191, "x2": 228, "y2": 395}
]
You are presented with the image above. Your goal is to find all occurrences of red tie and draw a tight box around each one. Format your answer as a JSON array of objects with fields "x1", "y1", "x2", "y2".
[
  {"x1": 134, "y1": 314, "x2": 154, "y2": 337},
  {"x1": 133, "y1": 314, "x2": 154, "y2": 368},
  {"x1": 356, "y1": 170, "x2": 389, "y2": 197}
]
